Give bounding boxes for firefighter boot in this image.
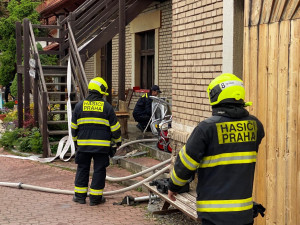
[89,195,106,206]
[72,193,86,204]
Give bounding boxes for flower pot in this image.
[0,114,6,121]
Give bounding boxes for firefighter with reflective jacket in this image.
[133,85,162,131]
[168,74,265,225]
[71,77,121,206]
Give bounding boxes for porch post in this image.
[23,18,30,120]
[16,21,23,128]
[106,41,112,104]
[118,0,126,101]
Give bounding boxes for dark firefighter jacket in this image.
[71,91,121,154]
[133,93,152,120]
[168,104,265,225]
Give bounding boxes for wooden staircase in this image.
[17,0,157,156]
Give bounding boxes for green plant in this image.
[0,0,40,86]
[0,127,43,154]
[0,107,10,114]
[10,74,18,99]
[3,109,17,122]
[0,128,20,149]
[37,43,58,65]
[4,101,14,109]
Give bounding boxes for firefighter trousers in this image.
[74,151,109,199]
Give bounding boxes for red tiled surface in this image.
[126,157,162,168]
[0,148,156,225]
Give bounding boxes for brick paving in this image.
[0,148,157,225]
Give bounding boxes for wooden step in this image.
[49,130,69,135]
[50,101,78,104]
[46,83,67,86]
[44,73,67,77]
[49,110,68,114]
[48,91,76,95]
[47,120,68,125]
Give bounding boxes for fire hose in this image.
[0,59,171,197]
[0,164,170,196]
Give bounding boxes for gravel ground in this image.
[147,199,202,225]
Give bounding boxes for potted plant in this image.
[0,107,10,121]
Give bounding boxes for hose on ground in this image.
[116,138,158,151]
[0,165,170,196]
[106,158,171,182]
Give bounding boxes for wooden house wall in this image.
[243,0,300,224]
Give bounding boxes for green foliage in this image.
[0,0,41,86]
[10,74,18,98]
[3,109,17,122]
[0,128,20,149]
[4,101,15,109]
[37,43,58,65]
[0,127,43,154]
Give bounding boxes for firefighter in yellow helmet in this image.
[168,73,265,225]
[71,77,121,206]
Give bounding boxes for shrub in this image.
[23,113,35,129]
[4,101,14,109]
[0,127,43,154]
[3,109,17,124]
[0,128,20,149]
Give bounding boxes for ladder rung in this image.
[49,130,68,135]
[50,101,77,104]
[47,120,68,125]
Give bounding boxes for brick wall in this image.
[84,55,95,82]
[170,0,223,144]
[111,25,132,94]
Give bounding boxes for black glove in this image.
[253,202,265,218]
[109,146,117,158]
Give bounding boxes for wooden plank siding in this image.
[288,18,300,225]
[255,24,268,225]
[243,0,300,224]
[276,20,290,225]
[266,22,278,224]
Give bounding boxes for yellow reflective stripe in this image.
[199,151,257,168]
[111,122,121,132]
[179,146,200,171]
[112,137,122,143]
[74,186,88,193]
[170,169,188,186]
[142,93,148,98]
[72,136,77,141]
[77,117,109,126]
[71,122,78,129]
[89,188,103,196]
[77,139,111,146]
[197,197,253,212]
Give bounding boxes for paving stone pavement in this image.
[0,148,157,225]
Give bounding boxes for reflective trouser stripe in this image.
[74,186,88,194]
[197,197,253,212]
[77,139,111,146]
[199,151,257,168]
[89,188,103,196]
